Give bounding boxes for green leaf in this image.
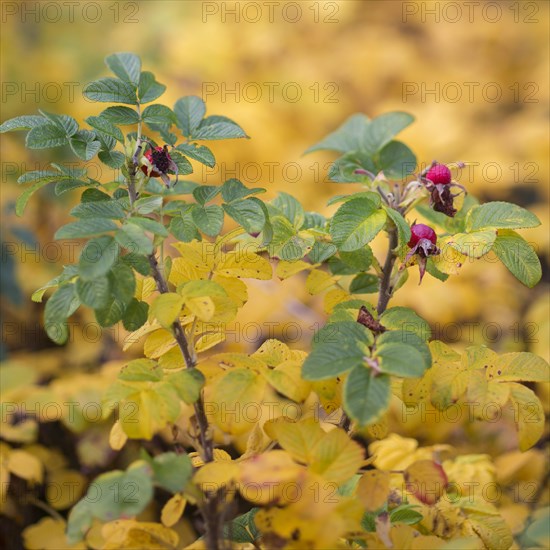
[138,71,166,103]
[17,170,60,184]
[135,195,163,214]
[377,330,431,372]
[328,150,377,183]
[168,151,193,176]
[271,192,305,228]
[0,115,47,133]
[15,179,54,216]
[69,130,102,160]
[493,229,542,288]
[221,178,265,202]
[175,142,215,167]
[55,219,118,240]
[39,110,78,136]
[350,273,379,294]
[98,150,126,168]
[122,299,149,331]
[377,140,416,179]
[380,307,431,340]
[95,297,126,327]
[122,253,151,276]
[193,185,221,205]
[375,342,427,378]
[169,213,200,242]
[128,216,169,236]
[76,462,153,525]
[115,223,153,255]
[362,112,415,154]
[142,104,176,125]
[331,199,386,251]
[384,206,411,245]
[390,505,423,525]
[339,247,374,271]
[223,199,266,234]
[100,106,139,124]
[84,77,138,104]
[76,276,111,309]
[149,452,193,493]
[466,201,540,231]
[304,113,370,154]
[25,124,68,149]
[192,115,247,140]
[54,178,92,196]
[165,369,205,405]
[109,262,136,306]
[105,52,141,85]
[174,96,206,136]
[71,200,125,219]
[302,322,373,380]
[85,115,124,142]
[44,284,80,344]
[192,204,224,237]
[78,236,119,280]
[344,366,391,425]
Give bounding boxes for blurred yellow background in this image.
[1,0,548,362]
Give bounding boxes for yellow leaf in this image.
[208,368,267,435]
[369,434,422,471]
[323,288,350,313]
[432,239,468,274]
[488,352,550,383]
[46,470,86,510]
[237,450,304,504]
[109,420,128,451]
[161,493,187,527]
[252,339,293,366]
[194,330,226,353]
[186,295,215,321]
[276,259,312,279]
[23,518,86,549]
[8,449,43,484]
[265,418,325,464]
[404,460,448,505]
[467,513,513,550]
[194,461,239,492]
[306,269,337,295]
[102,520,179,550]
[265,360,311,402]
[309,428,365,483]
[312,378,342,413]
[211,274,248,305]
[189,448,233,468]
[357,470,390,511]
[214,250,272,280]
[466,371,511,419]
[508,382,545,451]
[144,329,177,359]
[149,293,184,329]
[158,347,185,369]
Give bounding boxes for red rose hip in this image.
[408,223,437,248]
[426,163,452,185]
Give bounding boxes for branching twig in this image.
[377,227,398,316]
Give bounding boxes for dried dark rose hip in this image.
[357,305,386,334]
[421,162,464,218]
[140,145,178,187]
